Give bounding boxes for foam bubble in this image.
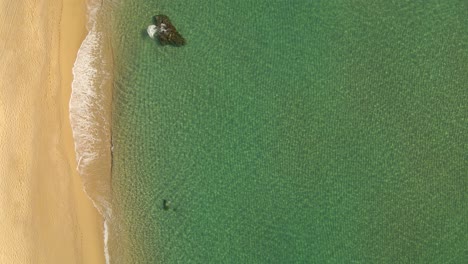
[147,25,158,39]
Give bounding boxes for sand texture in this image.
[0,0,105,263]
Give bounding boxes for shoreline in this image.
[60,0,107,263]
[0,0,105,263]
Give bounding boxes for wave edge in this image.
[70,0,114,263]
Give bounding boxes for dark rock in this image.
[154,15,186,46]
[163,199,171,210]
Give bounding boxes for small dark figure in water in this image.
[163,199,171,210]
[151,15,186,46]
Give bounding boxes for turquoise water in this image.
[105,1,468,263]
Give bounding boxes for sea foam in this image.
[147,25,158,39]
[70,0,114,263]
[70,24,112,216]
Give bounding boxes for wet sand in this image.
[0,0,105,263]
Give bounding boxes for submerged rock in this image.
[153,15,186,46]
[163,199,171,210]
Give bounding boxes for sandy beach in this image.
[0,0,105,263]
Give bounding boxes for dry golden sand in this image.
[0,0,105,263]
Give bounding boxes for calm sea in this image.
[73,0,468,263]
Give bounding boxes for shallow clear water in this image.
[102,1,468,263]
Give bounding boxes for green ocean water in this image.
[108,1,467,263]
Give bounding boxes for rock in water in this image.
[154,15,186,46]
[163,199,171,210]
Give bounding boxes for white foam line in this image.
[104,220,111,264]
[76,156,83,171]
